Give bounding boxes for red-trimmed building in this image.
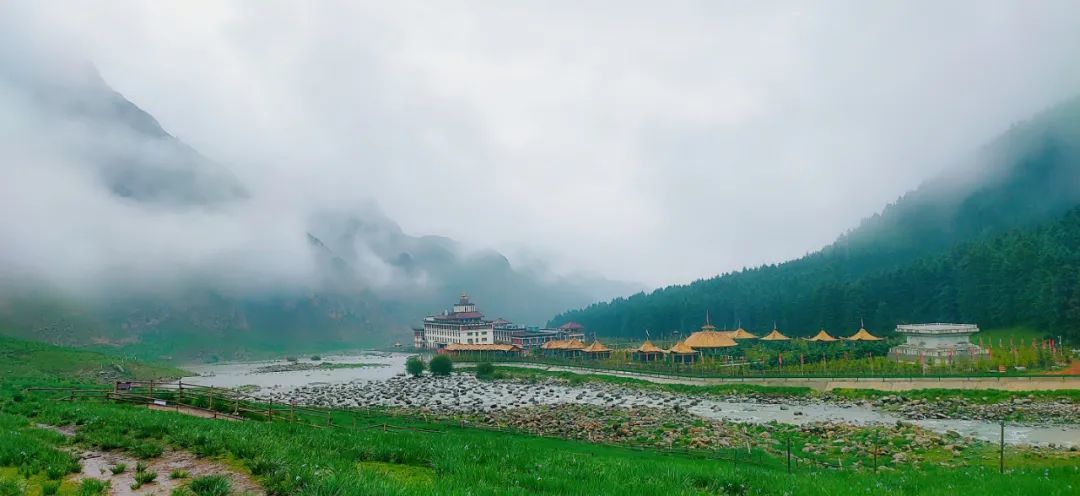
[413,294,495,349]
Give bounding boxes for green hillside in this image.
[0,335,187,382]
[552,99,1080,341]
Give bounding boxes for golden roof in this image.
[635,340,664,353]
[540,339,567,349]
[443,343,521,352]
[563,338,587,350]
[806,329,839,342]
[683,330,737,348]
[728,327,759,340]
[582,340,612,353]
[759,329,790,341]
[846,328,882,341]
[667,341,699,354]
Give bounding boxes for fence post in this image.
[149,380,154,399]
[177,379,184,403]
[209,388,215,418]
[733,446,737,469]
[786,437,792,474]
[268,401,274,420]
[999,420,1005,474]
[291,401,296,423]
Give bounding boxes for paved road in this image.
[496,363,1080,391]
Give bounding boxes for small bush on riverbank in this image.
[475,362,495,379]
[429,355,453,376]
[405,356,425,377]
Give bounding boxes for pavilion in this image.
[846,327,883,341]
[667,341,700,364]
[683,315,737,356]
[806,329,839,342]
[759,328,790,341]
[632,340,665,362]
[540,338,587,358]
[581,340,612,360]
[727,326,759,340]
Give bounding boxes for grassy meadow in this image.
[1,336,1078,495]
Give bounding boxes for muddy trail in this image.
[40,424,263,495]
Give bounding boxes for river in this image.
[183,352,1080,448]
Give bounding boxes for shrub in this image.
[405,356,426,377]
[189,475,232,496]
[75,478,109,496]
[110,463,127,475]
[474,362,496,379]
[131,470,158,489]
[170,469,189,479]
[135,461,149,473]
[310,355,322,361]
[0,478,24,496]
[41,480,60,496]
[428,355,453,376]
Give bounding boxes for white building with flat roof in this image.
[889,323,988,364]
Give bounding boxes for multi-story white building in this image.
[413,294,495,349]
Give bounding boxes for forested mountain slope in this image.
[551,99,1080,340]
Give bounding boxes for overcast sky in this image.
[4,1,1080,288]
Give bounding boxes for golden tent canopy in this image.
[728,327,759,340]
[760,329,790,341]
[635,340,664,353]
[684,330,737,349]
[846,328,882,341]
[667,340,700,363]
[806,329,839,342]
[582,340,612,353]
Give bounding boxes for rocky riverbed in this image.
[456,403,1013,469]
[248,372,1080,447]
[869,394,1079,423]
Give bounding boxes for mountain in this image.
[3,59,246,206]
[550,98,1080,341]
[0,61,638,358]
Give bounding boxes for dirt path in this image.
[498,363,1080,391]
[39,424,262,495]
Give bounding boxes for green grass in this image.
[187,475,231,496]
[974,327,1048,345]
[0,335,188,382]
[2,382,1078,495]
[170,468,189,479]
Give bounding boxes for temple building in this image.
[413,294,495,349]
[889,323,988,364]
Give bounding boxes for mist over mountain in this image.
[551,98,1080,340]
[0,58,638,356]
